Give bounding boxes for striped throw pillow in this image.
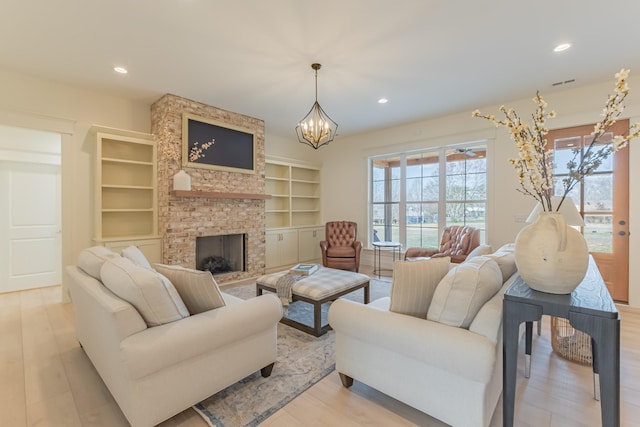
[389,257,451,318]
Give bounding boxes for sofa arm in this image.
[121,293,283,379]
[329,299,497,383]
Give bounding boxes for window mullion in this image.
[438,148,446,235]
[399,154,407,247]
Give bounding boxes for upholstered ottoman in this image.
[256,267,370,336]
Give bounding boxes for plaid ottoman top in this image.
[257,267,369,301]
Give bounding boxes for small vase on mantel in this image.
[514,212,589,294]
[173,169,191,191]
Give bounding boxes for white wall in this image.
[0,68,152,299]
[314,76,640,307]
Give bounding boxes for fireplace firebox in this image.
[196,234,246,275]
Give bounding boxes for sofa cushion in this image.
[389,257,451,318]
[465,244,493,261]
[485,243,516,282]
[427,256,502,328]
[77,246,120,280]
[121,245,153,270]
[154,264,226,314]
[101,257,190,326]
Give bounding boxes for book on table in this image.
[289,263,319,276]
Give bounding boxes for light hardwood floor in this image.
[2,284,639,427]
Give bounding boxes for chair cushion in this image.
[427,256,502,328]
[327,246,356,258]
[77,246,120,280]
[154,264,226,314]
[121,245,153,270]
[389,257,451,318]
[101,257,190,326]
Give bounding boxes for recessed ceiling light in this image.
[378,98,388,104]
[553,43,572,53]
[114,66,128,74]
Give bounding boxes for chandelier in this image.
[295,63,338,149]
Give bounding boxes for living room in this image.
[2,1,640,426]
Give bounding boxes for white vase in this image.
[173,169,191,191]
[514,212,589,294]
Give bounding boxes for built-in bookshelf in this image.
[93,126,161,262]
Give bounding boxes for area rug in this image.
[193,276,391,427]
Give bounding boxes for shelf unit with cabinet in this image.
[93,126,161,263]
[265,158,323,270]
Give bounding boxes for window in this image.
[370,143,487,248]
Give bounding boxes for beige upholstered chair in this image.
[320,221,363,272]
[404,225,480,264]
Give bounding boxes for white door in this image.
[0,161,61,292]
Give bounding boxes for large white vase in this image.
[514,212,589,294]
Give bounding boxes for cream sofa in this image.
[328,246,516,427]
[66,247,282,427]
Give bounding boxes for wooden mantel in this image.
[170,190,272,200]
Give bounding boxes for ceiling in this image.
[2,0,640,140]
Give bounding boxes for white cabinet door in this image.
[265,229,299,269]
[265,231,279,269]
[279,229,299,266]
[298,226,325,262]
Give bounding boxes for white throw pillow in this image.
[121,245,152,270]
[465,244,493,261]
[485,243,516,282]
[154,264,226,314]
[101,257,190,326]
[427,256,502,328]
[77,246,120,280]
[389,257,451,319]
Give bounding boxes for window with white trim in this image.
[370,143,487,248]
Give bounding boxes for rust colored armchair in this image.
[320,221,363,272]
[404,225,480,264]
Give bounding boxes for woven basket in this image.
[550,317,592,365]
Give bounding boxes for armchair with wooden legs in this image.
[404,225,480,264]
[320,221,362,272]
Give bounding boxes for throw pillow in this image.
[101,257,190,326]
[77,246,120,280]
[121,245,153,270]
[154,264,226,314]
[485,243,516,282]
[427,256,502,328]
[465,244,493,261]
[389,257,451,319]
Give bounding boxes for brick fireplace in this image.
[151,94,266,283]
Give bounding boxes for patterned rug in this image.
[193,276,391,427]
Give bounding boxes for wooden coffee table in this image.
[256,267,370,337]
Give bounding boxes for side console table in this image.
[503,256,620,427]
